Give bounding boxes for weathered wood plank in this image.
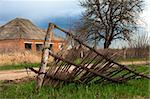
[36,23,54,90]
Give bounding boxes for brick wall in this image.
[52,40,65,53]
[0,39,65,53]
[0,39,24,52]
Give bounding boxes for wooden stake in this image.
[36,23,54,90]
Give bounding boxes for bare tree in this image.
[75,20,99,48]
[77,0,143,48]
[128,33,149,58]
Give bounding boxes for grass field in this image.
[0,66,149,98]
[0,63,40,71]
[0,78,149,98]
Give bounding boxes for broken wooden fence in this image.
[29,23,150,89]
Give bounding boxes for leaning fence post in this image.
[36,23,54,90]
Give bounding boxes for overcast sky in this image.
[0,0,83,28]
[0,0,149,29]
[0,0,149,48]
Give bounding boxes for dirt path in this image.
[0,61,149,81]
[120,61,149,65]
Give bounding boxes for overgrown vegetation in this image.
[0,63,40,71]
[0,51,41,65]
[118,57,149,62]
[0,65,149,98]
[0,51,53,70]
[126,34,150,58]
[0,78,149,98]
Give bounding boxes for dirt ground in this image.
[120,61,149,65]
[0,61,149,81]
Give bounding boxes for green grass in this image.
[0,66,149,99]
[0,79,149,98]
[0,63,40,71]
[128,65,150,75]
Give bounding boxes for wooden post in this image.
[36,23,54,90]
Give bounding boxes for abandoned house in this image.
[0,18,65,52]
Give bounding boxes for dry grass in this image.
[0,51,53,66]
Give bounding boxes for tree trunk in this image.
[36,23,54,90]
[104,41,111,49]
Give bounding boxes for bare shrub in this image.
[127,34,149,58]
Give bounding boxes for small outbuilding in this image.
[0,18,65,52]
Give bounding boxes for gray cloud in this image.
[0,0,83,25]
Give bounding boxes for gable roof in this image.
[0,18,64,41]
